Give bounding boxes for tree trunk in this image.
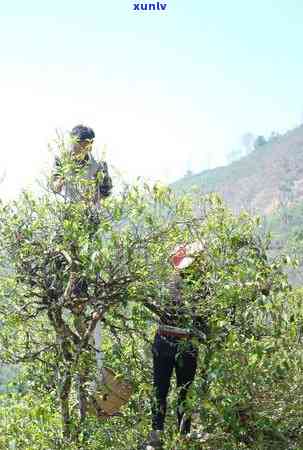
[77,370,88,421]
[59,368,72,439]
[74,315,89,422]
[55,328,74,439]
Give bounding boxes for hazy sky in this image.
[1,0,303,199]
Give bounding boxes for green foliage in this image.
[0,151,302,448]
[0,391,61,450]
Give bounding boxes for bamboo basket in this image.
[88,367,133,418]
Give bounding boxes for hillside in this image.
[172,125,303,215]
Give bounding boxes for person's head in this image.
[70,124,95,158]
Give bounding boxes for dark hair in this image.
[70,124,95,142]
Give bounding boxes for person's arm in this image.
[188,279,210,342]
[50,157,64,194]
[192,315,209,342]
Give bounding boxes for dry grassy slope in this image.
[172,125,303,215]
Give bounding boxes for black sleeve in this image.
[97,161,113,198]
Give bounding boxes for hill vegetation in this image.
[172,125,303,216]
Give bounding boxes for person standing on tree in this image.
[146,242,208,449]
[50,123,113,301]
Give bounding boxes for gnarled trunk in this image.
[59,367,72,438]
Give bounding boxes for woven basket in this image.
[88,367,133,418]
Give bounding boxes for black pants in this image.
[152,333,198,434]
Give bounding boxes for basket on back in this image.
[88,367,133,418]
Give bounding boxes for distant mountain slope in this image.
[172,125,303,215]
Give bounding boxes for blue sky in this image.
[1,0,303,198]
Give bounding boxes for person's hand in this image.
[190,329,206,343]
[53,177,64,193]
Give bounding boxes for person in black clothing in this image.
[147,242,207,449]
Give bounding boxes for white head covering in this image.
[170,241,206,270]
